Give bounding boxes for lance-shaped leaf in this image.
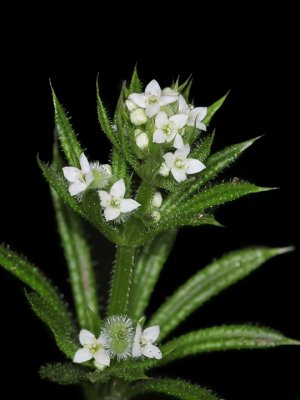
[51,88,83,168]
[0,244,67,316]
[202,91,229,126]
[162,136,260,215]
[129,65,142,94]
[112,148,128,179]
[40,363,89,385]
[129,229,178,322]
[128,378,220,400]
[52,188,99,330]
[191,131,215,161]
[96,80,120,149]
[161,325,300,364]
[149,247,292,340]
[26,292,78,359]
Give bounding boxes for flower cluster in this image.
[126,79,207,182]
[73,316,162,370]
[63,154,140,221]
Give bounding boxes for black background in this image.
[0,6,298,400]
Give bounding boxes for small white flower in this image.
[151,192,163,208]
[98,179,140,221]
[63,153,94,196]
[162,135,206,182]
[73,329,110,370]
[129,80,178,118]
[130,108,148,126]
[158,162,170,177]
[134,129,149,150]
[178,95,207,131]
[132,324,162,359]
[153,111,188,144]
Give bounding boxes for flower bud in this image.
[159,162,170,177]
[125,99,137,112]
[151,210,161,223]
[130,108,147,126]
[134,129,149,150]
[151,191,163,208]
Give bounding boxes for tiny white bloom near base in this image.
[63,153,94,196]
[129,80,178,118]
[73,329,110,370]
[130,108,147,125]
[153,111,188,144]
[134,129,149,150]
[178,95,207,131]
[98,179,140,221]
[151,192,163,208]
[132,324,162,359]
[162,135,206,182]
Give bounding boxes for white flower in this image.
[130,108,147,126]
[178,95,207,131]
[125,99,137,112]
[73,329,110,370]
[151,192,163,208]
[153,111,188,144]
[132,324,162,359]
[63,153,94,196]
[98,179,140,221]
[162,135,206,182]
[134,129,149,150]
[129,80,178,118]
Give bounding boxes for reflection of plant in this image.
[0,68,298,400]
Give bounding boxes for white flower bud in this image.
[125,99,137,112]
[151,192,163,208]
[134,129,149,150]
[158,162,170,177]
[151,210,161,223]
[130,108,147,126]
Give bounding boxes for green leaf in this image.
[190,131,215,161]
[128,378,220,400]
[203,91,229,126]
[40,363,88,385]
[161,325,300,364]
[149,247,292,340]
[51,88,83,168]
[0,244,67,316]
[26,292,78,358]
[129,229,178,322]
[129,65,142,94]
[161,136,260,215]
[96,79,120,148]
[112,148,128,179]
[51,186,99,330]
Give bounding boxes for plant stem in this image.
[107,245,136,316]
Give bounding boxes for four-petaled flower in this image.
[161,135,206,182]
[128,80,178,118]
[178,95,207,131]
[132,324,162,359]
[153,111,188,144]
[63,153,94,196]
[73,329,110,370]
[98,179,140,221]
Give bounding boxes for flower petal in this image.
[79,329,95,346]
[160,95,178,106]
[80,153,91,173]
[142,344,162,359]
[69,181,87,196]
[104,207,121,221]
[146,103,160,118]
[85,171,94,185]
[125,99,137,111]
[98,190,111,207]
[73,348,93,363]
[110,179,126,198]
[173,135,184,149]
[155,112,168,129]
[196,121,207,131]
[128,93,147,108]
[120,199,140,213]
[94,349,110,366]
[142,325,160,343]
[165,130,177,143]
[62,167,81,183]
[186,159,206,174]
[192,106,207,122]
[169,114,189,129]
[153,129,167,143]
[163,152,175,168]
[171,168,187,182]
[145,79,161,97]
[97,333,108,347]
[132,324,143,358]
[178,95,189,114]
[175,144,190,159]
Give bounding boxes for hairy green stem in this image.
[108,246,136,316]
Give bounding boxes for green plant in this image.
[0,68,297,400]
